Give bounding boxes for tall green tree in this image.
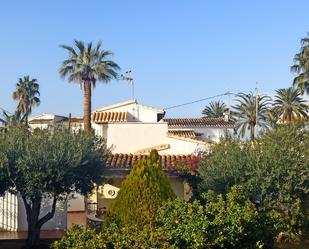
[59,40,120,131]
[202,100,228,118]
[107,150,176,228]
[12,76,40,125]
[232,92,271,141]
[198,123,309,240]
[273,87,308,122]
[0,126,108,248]
[291,33,309,95]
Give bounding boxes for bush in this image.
[157,185,277,249]
[107,150,176,228]
[52,224,171,249]
[198,123,309,240]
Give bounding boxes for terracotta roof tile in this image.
[106,153,198,172]
[167,130,199,138]
[164,118,234,128]
[28,118,54,124]
[92,111,128,123]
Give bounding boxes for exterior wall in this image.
[168,127,234,143]
[162,136,206,154]
[67,193,87,229]
[106,123,169,153]
[17,195,67,231]
[95,101,162,123]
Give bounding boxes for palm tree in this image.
[202,100,228,118]
[0,110,24,128]
[12,76,40,125]
[59,40,120,131]
[232,92,271,141]
[273,87,308,123]
[291,33,309,95]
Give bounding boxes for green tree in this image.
[202,100,228,118]
[0,126,108,248]
[107,150,176,228]
[12,75,40,125]
[232,92,271,141]
[157,186,276,249]
[198,123,309,240]
[273,87,308,122]
[59,40,120,131]
[291,33,309,95]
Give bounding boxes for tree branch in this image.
[37,194,57,228]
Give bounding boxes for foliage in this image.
[157,185,276,249]
[12,75,40,123]
[54,187,275,249]
[0,110,24,128]
[272,87,308,122]
[291,33,309,95]
[202,100,228,118]
[0,126,108,247]
[59,40,120,131]
[53,224,171,249]
[107,150,176,228]
[232,92,271,141]
[198,123,309,240]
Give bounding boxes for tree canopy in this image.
[0,126,108,247]
[12,75,40,124]
[202,100,228,118]
[59,40,120,131]
[291,33,309,95]
[198,122,309,240]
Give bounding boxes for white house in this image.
[0,99,234,232]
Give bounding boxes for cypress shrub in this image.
[107,150,176,228]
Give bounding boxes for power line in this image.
[164,92,234,110]
[0,107,12,115]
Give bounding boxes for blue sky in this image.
[0,1,308,118]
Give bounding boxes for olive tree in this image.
[0,126,108,248]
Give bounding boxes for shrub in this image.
[52,224,171,249]
[157,185,277,249]
[107,150,176,228]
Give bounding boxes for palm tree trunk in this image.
[250,124,255,141]
[84,80,92,131]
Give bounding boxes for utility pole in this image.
[255,82,259,139]
[227,87,231,119]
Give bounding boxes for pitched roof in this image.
[167,130,200,138]
[164,118,234,128]
[96,99,137,112]
[95,99,164,113]
[28,118,54,124]
[92,111,128,123]
[106,153,198,172]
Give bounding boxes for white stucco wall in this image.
[168,127,234,143]
[106,123,169,153]
[162,137,207,154]
[95,101,162,123]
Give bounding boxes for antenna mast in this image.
[121,70,134,100]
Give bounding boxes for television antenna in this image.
[121,70,134,100]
